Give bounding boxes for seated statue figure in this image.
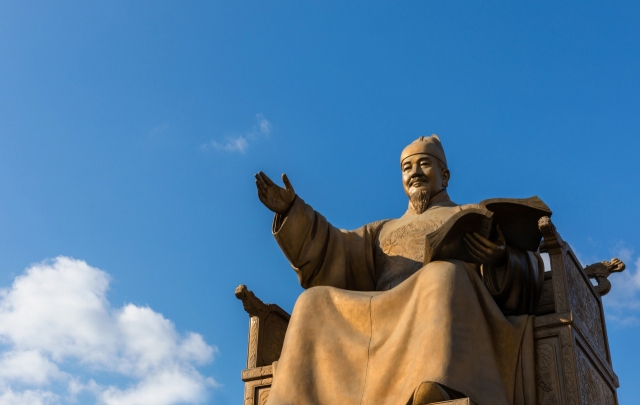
[254,135,545,405]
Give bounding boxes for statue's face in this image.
[401,154,449,197]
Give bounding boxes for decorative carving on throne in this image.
[533,217,624,405]
[584,258,626,297]
[237,217,626,405]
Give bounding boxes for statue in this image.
[254,135,545,405]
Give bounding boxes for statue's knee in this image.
[293,286,330,313]
[419,260,470,287]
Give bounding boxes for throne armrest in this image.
[236,285,291,405]
[235,285,290,369]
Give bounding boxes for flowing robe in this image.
[267,193,544,405]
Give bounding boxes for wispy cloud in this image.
[598,244,640,326]
[0,257,217,404]
[208,137,249,153]
[149,124,170,137]
[202,113,272,154]
[256,113,272,135]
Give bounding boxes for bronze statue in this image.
[254,135,545,405]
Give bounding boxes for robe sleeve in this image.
[272,196,385,291]
[481,247,545,315]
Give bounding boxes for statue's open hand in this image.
[255,171,296,215]
[463,225,507,266]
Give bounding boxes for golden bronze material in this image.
[243,135,623,405]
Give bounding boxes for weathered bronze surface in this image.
[584,258,626,296]
[245,135,624,405]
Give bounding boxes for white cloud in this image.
[203,113,272,153]
[0,257,216,404]
[606,241,634,265]
[256,113,271,135]
[208,136,248,153]
[0,350,64,386]
[601,246,640,326]
[100,367,213,405]
[0,387,58,405]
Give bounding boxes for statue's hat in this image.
[400,134,447,167]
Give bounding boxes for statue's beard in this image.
[409,189,430,214]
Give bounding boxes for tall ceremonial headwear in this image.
[400,134,448,168]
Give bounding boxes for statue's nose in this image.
[410,166,425,177]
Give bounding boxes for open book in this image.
[423,196,552,264]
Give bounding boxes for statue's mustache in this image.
[409,174,428,186]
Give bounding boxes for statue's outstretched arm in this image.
[254,172,380,291]
[271,196,380,292]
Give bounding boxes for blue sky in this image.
[0,1,639,404]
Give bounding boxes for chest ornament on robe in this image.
[375,219,445,290]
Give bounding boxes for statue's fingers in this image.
[282,173,294,191]
[257,190,268,204]
[464,238,487,259]
[255,176,268,191]
[464,242,485,263]
[463,237,482,253]
[471,232,496,249]
[468,252,484,264]
[465,234,492,254]
[258,171,276,186]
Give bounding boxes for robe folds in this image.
[267,194,544,405]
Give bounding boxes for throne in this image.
[236,217,625,405]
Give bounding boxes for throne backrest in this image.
[533,217,622,405]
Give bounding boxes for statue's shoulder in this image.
[358,218,391,240]
[366,219,391,231]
